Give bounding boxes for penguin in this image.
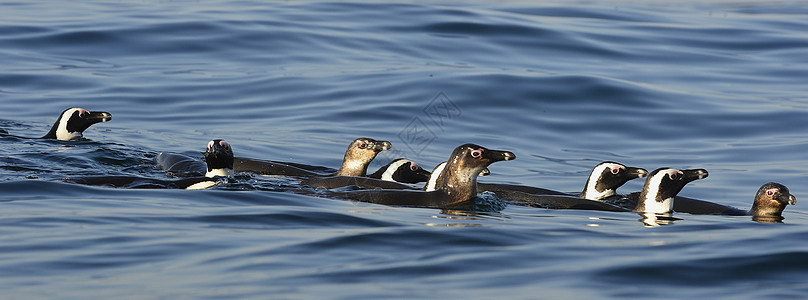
[476,161,648,200]
[323,144,516,208]
[368,158,431,184]
[299,138,411,189]
[494,167,707,213]
[626,168,710,214]
[639,182,796,220]
[233,137,392,178]
[0,107,112,141]
[65,139,234,190]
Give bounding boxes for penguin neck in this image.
[206,168,234,178]
[336,155,375,177]
[581,175,615,200]
[581,188,615,201]
[42,110,81,141]
[748,201,785,218]
[43,123,82,141]
[580,164,617,200]
[435,164,480,202]
[636,187,673,214]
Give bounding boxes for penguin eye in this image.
[766,190,774,197]
[410,163,419,171]
[668,172,681,180]
[610,167,621,174]
[470,149,482,158]
[358,143,367,149]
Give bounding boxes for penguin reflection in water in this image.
[66,140,235,190]
[324,144,516,208]
[1,107,112,141]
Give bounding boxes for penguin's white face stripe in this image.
[642,168,681,213]
[425,162,447,192]
[55,108,87,141]
[380,159,410,182]
[583,162,624,200]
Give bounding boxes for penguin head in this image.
[433,144,516,191]
[202,139,234,177]
[750,182,796,218]
[582,161,648,200]
[337,137,392,176]
[450,144,515,173]
[43,108,112,141]
[369,158,431,184]
[636,167,708,213]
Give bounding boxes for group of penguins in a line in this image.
[2,108,798,224]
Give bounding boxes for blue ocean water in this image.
[2,1,808,298]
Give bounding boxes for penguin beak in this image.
[779,193,797,205]
[627,167,648,179]
[372,140,392,152]
[85,111,112,124]
[682,169,709,182]
[484,149,516,162]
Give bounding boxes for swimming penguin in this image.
[66,139,234,190]
[493,167,707,213]
[323,144,516,208]
[0,107,112,141]
[476,161,648,200]
[626,168,710,214]
[367,158,431,184]
[233,137,392,178]
[636,182,796,220]
[299,138,413,189]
